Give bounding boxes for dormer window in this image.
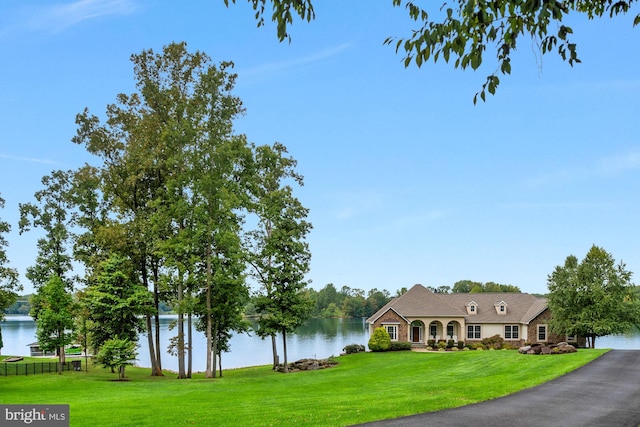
[466,301,478,315]
[495,301,507,315]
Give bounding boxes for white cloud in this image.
[328,189,382,220]
[391,210,446,228]
[0,153,60,165]
[524,167,580,189]
[5,0,136,36]
[241,43,352,77]
[524,147,640,189]
[599,149,640,174]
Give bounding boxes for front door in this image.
[412,326,421,343]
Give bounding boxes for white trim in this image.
[367,307,410,325]
[384,324,398,341]
[537,324,548,342]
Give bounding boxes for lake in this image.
[2,317,639,372]
[0,316,370,372]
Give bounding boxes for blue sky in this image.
[1,1,639,296]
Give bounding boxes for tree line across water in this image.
[4,280,525,320]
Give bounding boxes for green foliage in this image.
[389,341,412,351]
[18,170,77,289]
[81,254,153,353]
[306,284,392,318]
[452,280,521,293]
[470,342,486,350]
[246,142,313,371]
[73,41,251,376]
[368,327,391,352]
[343,344,366,354]
[0,195,21,334]
[547,245,640,348]
[229,0,640,101]
[386,0,638,102]
[3,295,31,315]
[30,275,76,373]
[481,334,506,350]
[94,337,138,380]
[223,0,315,42]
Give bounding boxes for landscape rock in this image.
[275,357,338,373]
[519,342,577,355]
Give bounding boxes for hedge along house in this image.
[366,284,577,347]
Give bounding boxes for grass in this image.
[0,349,608,426]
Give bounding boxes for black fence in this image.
[1,360,82,376]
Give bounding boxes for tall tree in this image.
[18,170,77,289]
[30,275,76,374]
[247,142,312,372]
[81,253,153,354]
[73,42,250,376]
[226,0,639,101]
[547,245,640,348]
[0,194,21,354]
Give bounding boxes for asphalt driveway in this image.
[357,350,640,427]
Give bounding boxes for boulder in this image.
[518,345,531,354]
[519,342,577,355]
[276,357,338,373]
[557,343,577,353]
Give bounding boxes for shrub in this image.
[457,341,465,350]
[368,327,391,352]
[482,334,505,350]
[446,339,455,349]
[343,344,366,354]
[437,341,447,350]
[427,339,436,347]
[389,341,412,351]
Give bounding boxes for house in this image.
[366,284,577,347]
[27,342,57,357]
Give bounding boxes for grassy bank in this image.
[1,349,607,426]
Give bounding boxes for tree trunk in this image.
[282,329,288,373]
[212,331,218,378]
[153,309,162,372]
[177,276,186,379]
[271,334,279,370]
[58,347,64,375]
[205,245,214,378]
[187,312,193,378]
[218,350,222,377]
[119,365,126,380]
[145,314,160,376]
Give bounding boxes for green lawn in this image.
[0,349,608,426]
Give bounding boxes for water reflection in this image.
[1,316,370,372]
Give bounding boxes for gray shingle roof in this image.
[367,284,547,324]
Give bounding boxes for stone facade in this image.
[370,309,409,342]
[527,308,585,346]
